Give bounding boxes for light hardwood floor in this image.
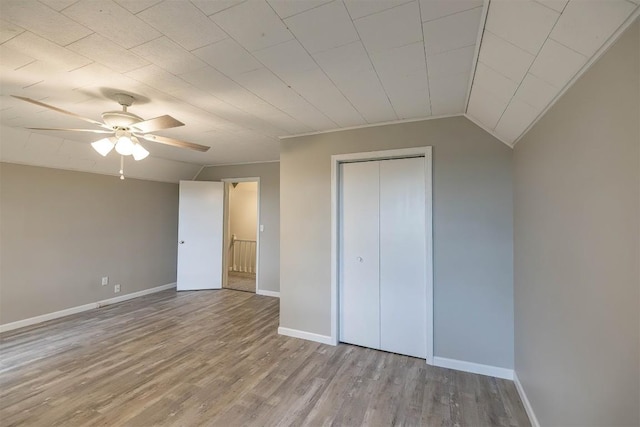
[0,289,530,426]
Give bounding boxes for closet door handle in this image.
[356,256,364,263]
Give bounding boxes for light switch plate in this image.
[101,276,109,286]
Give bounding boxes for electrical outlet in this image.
[101,276,109,286]
[114,284,121,293]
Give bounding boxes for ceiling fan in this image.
[12,93,209,177]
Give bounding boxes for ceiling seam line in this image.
[421,5,484,24]
[464,0,491,114]
[417,0,434,116]
[491,3,564,137]
[280,10,367,124]
[350,0,414,22]
[344,2,400,120]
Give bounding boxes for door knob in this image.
[356,256,363,263]
[179,240,185,244]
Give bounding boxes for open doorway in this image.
[223,179,259,293]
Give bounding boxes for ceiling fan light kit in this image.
[11,93,209,178]
[131,138,150,161]
[91,137,116,157]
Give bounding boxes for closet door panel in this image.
[339,161,381,349]
[379,157,427,358]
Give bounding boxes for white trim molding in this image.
[433,356,514,380]
[280,114,462,140]
[278,327,333,345]
[257,289,280,298]
[0,283,176,334]
[514,373,541,427]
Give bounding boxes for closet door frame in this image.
[330,146,434,365]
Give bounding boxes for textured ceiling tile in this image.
[191,0,244,16]
[485,0,558,55]
[529,38,587,88]
[426,45,475,78]
[428,70,469,115]
[345,0,413,20]
[467,86,510,129]
[285,1,359,54]
[211,0,293,52]
[0,0,92,45]
[354,1,423,53]
[514,73,557,111]
[233,67,337,130]
[550,0,636,57]
[478,31,535,83]
[285,67,366,127]
[419,0,482,22]
[533,0,568,13]
[423,7,482,55]
[37,0,79,11]
[3,32,92,71]
[495,97,539,143]
[471,62,518,106]
[138,1,227,51]
[193,38,263,76]
[268,0,332,19]
[0,19,25,44]
[67,33,150,73]
[0,45,35,70]
[62,0,162,49]
[132,37,208,75]
[314,41,397,123]
[114,0,163,14]
[252,40,317,81]
[369,42,431,119]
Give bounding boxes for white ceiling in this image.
[0,0,638,179]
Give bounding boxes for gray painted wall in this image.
[197,162,280,293]
[514,21,639,427]
[280,116,514,369]
[0,162,179,324]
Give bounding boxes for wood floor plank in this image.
[0,289,530,426]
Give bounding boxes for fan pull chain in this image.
[119,155,125,180]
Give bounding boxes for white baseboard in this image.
[256,289,280,298]
[0,302,98,334]
[278,326,334,345]
[96,283,176,307]
[0,282,176,334]
[432,356,514,380]
[514,372,540,427]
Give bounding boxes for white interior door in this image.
[177,181,224,291]
[339,161,380,349]
[379,157,427,358]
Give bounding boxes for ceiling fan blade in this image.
[139,134,209,152]
[131,115,184,133]
[12,95,111,130]
[27,127,113,134]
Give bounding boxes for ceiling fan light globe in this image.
[132,143,150,161]
[115,136,135,155]
[91,138,115,156]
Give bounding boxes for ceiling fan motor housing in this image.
[102,111,144,129]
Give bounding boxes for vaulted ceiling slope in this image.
[0,0,638,177]
[469,0,639,145]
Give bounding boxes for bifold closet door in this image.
[339,157,427,359]
[339,161,380,350]
[379,157,426,359]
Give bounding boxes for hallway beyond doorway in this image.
[226,271,256,293]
